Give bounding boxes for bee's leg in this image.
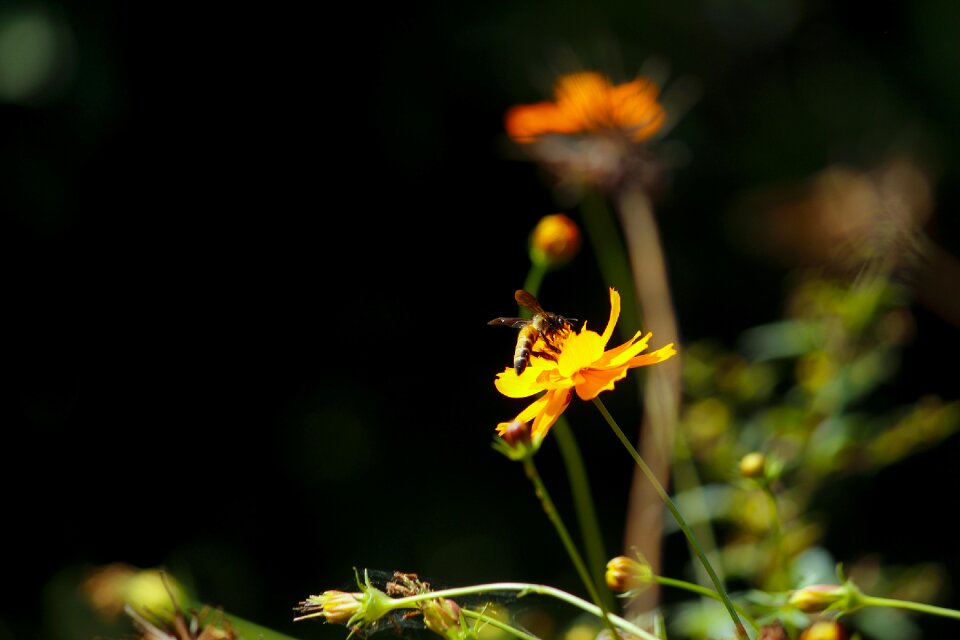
[531,348,559,362]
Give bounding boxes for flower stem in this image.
[522,262,548,301]
[386,582,658,640]
[551,417,615,611]
[592,397,749,640]
[858,595,960,620]
[192,606,302,640]
[654,576,759,632]
[760,482,788,591]
[522,269,613,612]
[522,457,622,640]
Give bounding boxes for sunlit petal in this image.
[600,287,621,346]
[558,331,605,377]
[595,332,652,368]
[624,343,678,368]
[530,389,572,443]
[495,365,550,398]
[574,367,631,401]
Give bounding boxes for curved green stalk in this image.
[385,582,657,640]
[857,595,960,621]
[592,397,749,640]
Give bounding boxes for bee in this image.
[488,290,577,375]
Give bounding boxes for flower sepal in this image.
[492,420,539,461]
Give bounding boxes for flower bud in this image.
[308,590,364,624]
[529,214,581,269]
[494,420,539,460]
[799,620,846,640]
[605,555,653,594]
[738,452,766,479]
[422,598,462,640]
[787,584,846,613]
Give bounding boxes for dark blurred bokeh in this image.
[4,1,959,638]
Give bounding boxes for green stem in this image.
[760,483,788,592]
[460,609,540,640]
[579,190,640,336]
[522,267,613,613]
[522,262,548,300]
[522,457,622,640]
[592,397,749,640]
[551,417,615,612]
[191,606,302,640]
[385,583,657,640]
[654,576,759,632]
[859,595,960,620]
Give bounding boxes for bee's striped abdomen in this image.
[514,325,538,375]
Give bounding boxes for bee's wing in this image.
[488,317,530,328]
[514,290,546,315]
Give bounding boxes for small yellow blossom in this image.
[530,213,581,268]
[495,288,676,444]
[505,72,666,143]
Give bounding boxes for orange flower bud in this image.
[799,620,846,640]
[605,555,652,593]
[530,213,581,268]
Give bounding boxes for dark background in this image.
[4,1,960,638]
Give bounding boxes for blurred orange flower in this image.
[505,72,666,143]
[495,288,676,444]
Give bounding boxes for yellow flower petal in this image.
[494,355,562,398]
[496,393,552,434]
[574,366,631,401]
[594,331,649,368]
[624,343,677,368]
[530,389,572,443]
[599,288,620,347]
[558,330,605,377]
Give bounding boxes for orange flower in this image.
[495,288,676,444]
[505,72,666,144]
